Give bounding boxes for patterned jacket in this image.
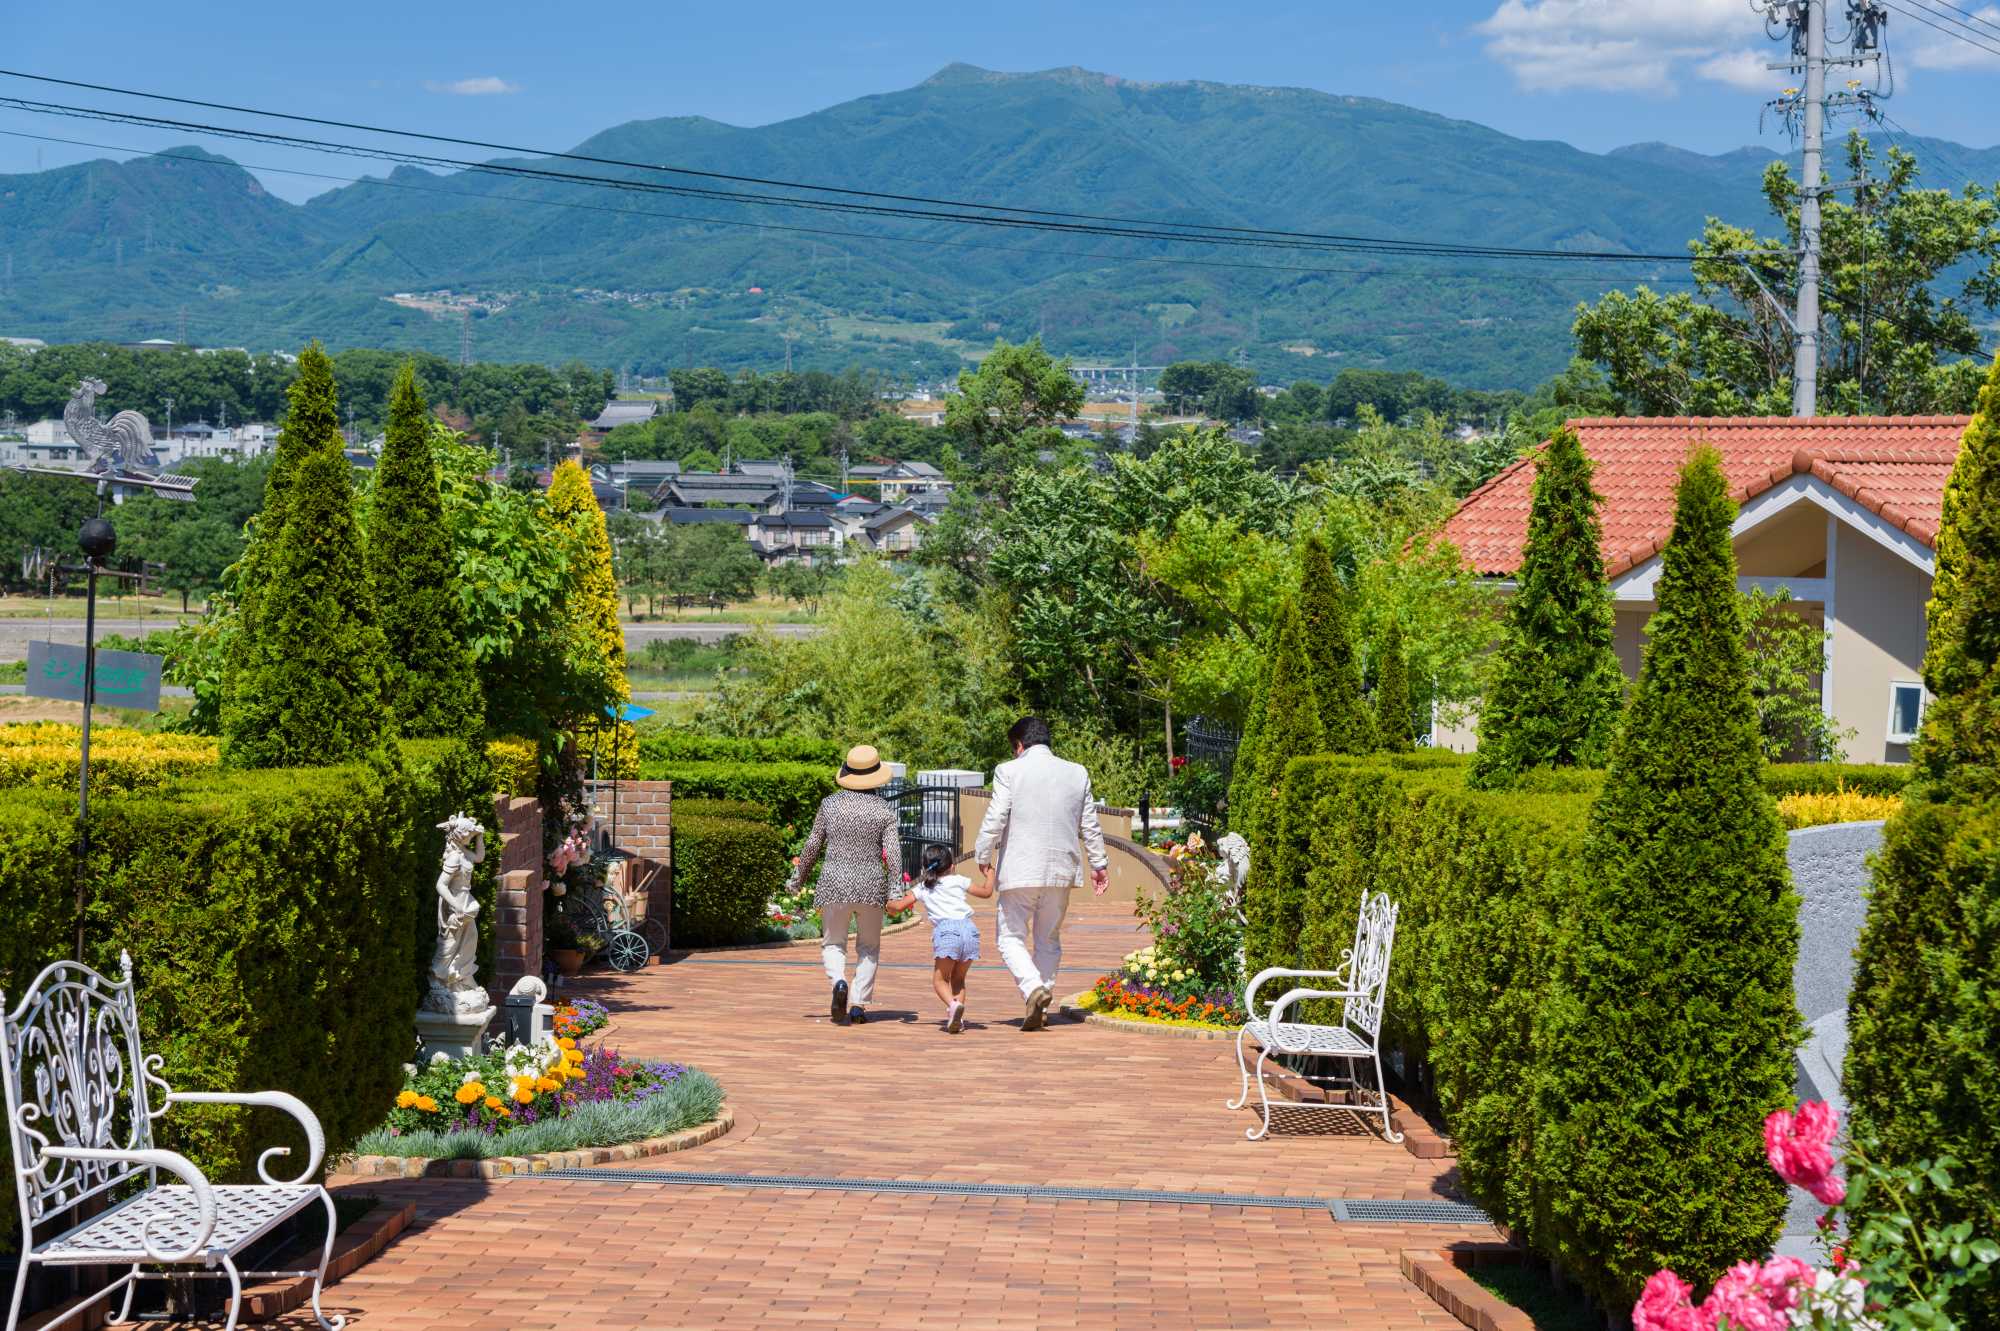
[786,789,900,909]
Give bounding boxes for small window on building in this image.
[1887,681,1925,744]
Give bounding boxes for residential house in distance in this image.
[661,507,755,535]
[863,505,931,555]
[589,399,661,436]
[661,472,783,512]
[847,459,950,502]
[1439,415,1968,763]
[749,510,838,563]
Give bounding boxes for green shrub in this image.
[1534,449,1800,1308]
[0,724,220,791]
[671,797,776,822]
[1847,355,2000,1326]
[1297,533,1375,752]
[1374,619,1414,751]
[671,814,788,946]
[1469,425,1624,789]
[0,747,464,1254]
[636,731,844,766]
[485,736,539,797]
[640,759,834,828]
[1762,762,1913,798]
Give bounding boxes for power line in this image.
[1906,0,2000,38]
[1878,0,2000,58]
[0,126,1716,290]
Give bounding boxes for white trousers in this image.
[820,903,884,1004]
[996,884,1072,1001]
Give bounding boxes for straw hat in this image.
[836,744,894,791]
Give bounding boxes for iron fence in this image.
[1183,715,1241,776]
[879,777,963,879]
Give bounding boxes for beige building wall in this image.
[1829,524,1930,764]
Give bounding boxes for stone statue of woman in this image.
[424,812,489,1014]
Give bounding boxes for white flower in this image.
[401,1063,417,1078]
[460,1070,482,1086]
[429,1051,451,1066]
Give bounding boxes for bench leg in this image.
[112,1264,140,1324]
[1371,1053,1403,1144]
[6,1250,29,1331]
[309,1186,347,1330]
[220,1253,244,1331]
[1226,1026,1253,1111]
[1246,1043,1277,1142]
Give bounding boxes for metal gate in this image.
[880,777,963,879]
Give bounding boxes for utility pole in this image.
[162,396,174,452]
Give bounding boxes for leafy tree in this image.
[1295,533,1375,752]
[1158,360,1259,421]
[1846,355,2000,1326]
[1742,587,1849,761]
[1468,426,1624,789]
[668,366,735,414]
[1535,449,1800,1306]
[943,338,1083,495]
[1232,596,1323,845]
[222,443,393,767]
[367,362,484,737]
[1374,619,1413,750]
[1575,136,2000,416]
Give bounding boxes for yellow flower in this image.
[395,1090,419,1109]
[453,1083,481,1105]
[557,1037,577,1050]
[483,1095,504,1111]
[501,1107,513,1118]
[536,1077,561,1093]
[513,1088,534,1105]
[415,1096,438,1112]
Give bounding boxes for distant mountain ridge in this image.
[1,64,1993,388]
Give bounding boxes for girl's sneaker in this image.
[946,1001,965,1034]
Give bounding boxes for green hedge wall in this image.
[637,732,845,766]
[0,741,484,1253]
[1762,762,1913,798]
[640,759,834,829]
[672,797,776,823]
[671,814,788,946]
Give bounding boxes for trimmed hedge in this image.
[639,759,834,829]
[1762,762,1913,798]
[0,724,220,791]
[672,797,776,823]
[485,735,539,797]
[637,732,845,766]
[671,813,788,947]
[0,740,490,1254]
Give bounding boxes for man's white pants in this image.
[820,903,884,1004]
[996,884,1072,1000]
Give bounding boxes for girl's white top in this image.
[912,873,974,922]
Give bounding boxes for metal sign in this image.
[26,640,164,712]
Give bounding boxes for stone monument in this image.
[415,811,496,1060]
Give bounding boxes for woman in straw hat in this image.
[784,744,900,1026]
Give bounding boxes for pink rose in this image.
[1764,1101,1846,1205]
[1697,1257,1815,1331]
[1633,1270,1703,1331]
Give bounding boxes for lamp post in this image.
[73,509,115,959]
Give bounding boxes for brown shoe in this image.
[1023,986,1052,1031]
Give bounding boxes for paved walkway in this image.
[302,895,1485,1329]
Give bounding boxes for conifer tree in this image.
[546,460,634,773]
[1468,426,1625,789]
[1374,620,1414,750]
[1296,533,1376,753]
[1237,597,1324,845]
[223,440,393,767]
[368,362,484,737]
[1846,357,2000,1324]
[1534,449,1800,1306]
[1225,642,1269,837]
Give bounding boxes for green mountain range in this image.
[3,64,1994,389]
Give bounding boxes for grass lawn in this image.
[621,597,817,624]
[0,593,201,619]
[1468,1262,1601,1331]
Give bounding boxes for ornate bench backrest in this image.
[1340,891,1399,1044]
[2,953,163,1229]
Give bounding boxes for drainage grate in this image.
[1330,1198,1492,1225]
[522,1168,1491,1224]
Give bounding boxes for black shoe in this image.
[849,1007,867,1024]
[832,980,849,1025]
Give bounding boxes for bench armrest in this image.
[40,1146,216,1262]
[1265,986,1366,1049]
[166,1091,326,1183]
[1243,966,1350,1021]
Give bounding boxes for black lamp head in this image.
[79,517,117,560]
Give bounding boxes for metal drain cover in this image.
[1331,1198,1491,1224]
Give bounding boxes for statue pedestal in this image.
[415,1004,495,1063]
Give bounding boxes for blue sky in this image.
[5,0,1995,203]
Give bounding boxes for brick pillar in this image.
[590,779,673,953]
[490,795,544,1004]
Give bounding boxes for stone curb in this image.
[236,1201,417,1324]
[1400,1245,1537,1331]
[331,1104,735,1179]
[1057,992,1241,1040]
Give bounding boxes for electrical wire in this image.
[1878,0,2000,58]
[1898,0,2000,41]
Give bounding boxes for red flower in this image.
[1170,756,1188,771]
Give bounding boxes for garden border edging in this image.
[331,1104,734,1179]
[1400,1244,1537,1331]
[1058,992,1240,1040]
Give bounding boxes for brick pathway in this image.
[296,895,1485,1329]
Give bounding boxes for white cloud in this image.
[424,76,520,96]
[1901,5,2000,70]
[1477,0,1760,93]
[1694,48,1780,92]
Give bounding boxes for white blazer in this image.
[974,744,1109,891]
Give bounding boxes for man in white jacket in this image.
[975,716,1110,1031]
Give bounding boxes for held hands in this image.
[1091,867,1109,896]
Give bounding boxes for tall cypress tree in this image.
[368,362,484,737]
[1468,426,1625,789]
[1225,640,1270,837]
[1374,619,1414,751]
[1846,357,2000,1325]
[1297,533,1376,753]
[1238,597,1324,846]
[546,460,634,774]
[223,440,393,767]
[1534,449,1800,1306]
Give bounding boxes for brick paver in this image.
[286,894,1483,1328]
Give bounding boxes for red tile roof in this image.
[1442,416,1970,578]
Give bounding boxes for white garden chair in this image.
[1228,890,1401,1143]
[4,954,345,1331]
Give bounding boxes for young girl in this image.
[890,844,992,1033]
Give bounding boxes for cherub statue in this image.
[1216,832,1251,919]
[423,812,489,1014]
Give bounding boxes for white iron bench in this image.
[1228,890,1402,1143]
[4,954,344,1331]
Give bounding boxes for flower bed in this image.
[1087,973,1244,1028]
[1084,834,1246,1030]
[553,998,609,1039]
[760,882,915,943]
[352,1037,722,1160]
